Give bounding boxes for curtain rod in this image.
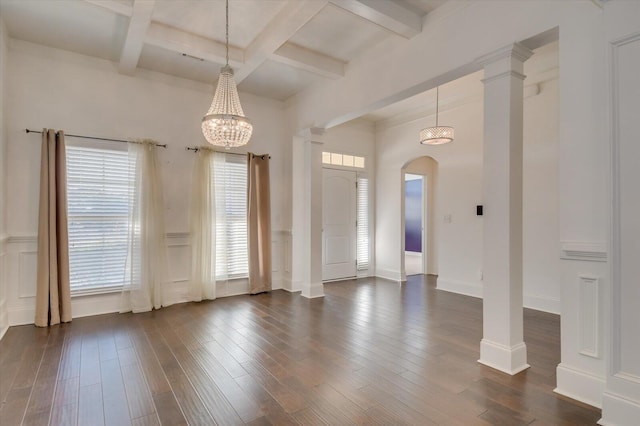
[185,146,270,159]
[25,129,167,148]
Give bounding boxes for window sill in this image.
[71,285,123,298]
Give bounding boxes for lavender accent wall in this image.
[405,178,422,252]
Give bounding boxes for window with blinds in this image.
[212,154,249,279]
[357,176,369,270]
[66,145,130,293]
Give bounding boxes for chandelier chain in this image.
[225,0,229,66]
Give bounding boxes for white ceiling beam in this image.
[272,43,345,79]
[84,0,133,16]
[234,0,329,83]
[329,0,422,39]
[119,0,155,75]
[145,22,244,68]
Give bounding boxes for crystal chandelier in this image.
[419,86,454,145]
[201,0,252,149]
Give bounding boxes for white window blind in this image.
[357,176,369,270]
[212,154,249,279]
[66,145,130,293]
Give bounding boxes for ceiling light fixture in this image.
[419,86,454,145]
[201,0,252,149]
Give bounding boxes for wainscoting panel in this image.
[167,232,191,284]
[272,240,279,272]
[578,275,600,358]
[272,230,291,290]
[284,232,291,274]
[6,235,38,326]
[18,251,37,299]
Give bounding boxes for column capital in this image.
[475,42,534,67]
[301,127,326,144]
[481,70,527,85]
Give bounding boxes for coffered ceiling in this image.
[0,0,446,101]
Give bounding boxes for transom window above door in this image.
[322,151,365,169]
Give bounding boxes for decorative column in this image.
[477,42,533,375]
[300,127,324,298]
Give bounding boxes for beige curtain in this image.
[188,149,217,302]
[121,141,171,313]
[35,129,72,327]
[247,153,272,294]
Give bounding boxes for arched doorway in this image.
[401,156,438,279]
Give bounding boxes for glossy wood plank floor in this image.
[0,275,601,425]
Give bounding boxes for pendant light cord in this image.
[225,0,229,66]
[435,86,439,127]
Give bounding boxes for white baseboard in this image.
[554,363,605,408]
[524,294,561,315]
[375,268,402,282]
[9,292,124,326]
[600,391,640,425]
[437,278,483,298]
[0,298,8,339]
[271,278,283,291]
[437,279,560,315]
[282,278,301,292]
[6,278,281,328]
[356,273,371,279]
[301,281,324,298]
[8,306,37,326]
[478,339,530,375]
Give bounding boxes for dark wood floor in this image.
[0,275,601,425]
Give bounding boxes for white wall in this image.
[376,98,484,286]
[3,39,291,325]
[322,118,376,158]
[522,75,560,313]
[0,16,9,338]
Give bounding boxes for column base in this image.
[301,281,324,299]
[478,339,529,375]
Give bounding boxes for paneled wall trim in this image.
[4,230,291,326]
[560,241,607,262]
[578,275,600,358]
[602,23,640,425]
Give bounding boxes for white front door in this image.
[322,168,357,281]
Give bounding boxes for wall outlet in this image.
[444,214,452,223]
